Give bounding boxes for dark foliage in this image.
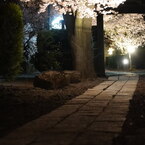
[106,49,127,70]
[31,30,61,71]
[0,0,19,4]
[52,30,73,70]
[32,30,73,72]
[0,3,23,80]
[133,46,145,69]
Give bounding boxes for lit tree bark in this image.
[73,17,96,78]
[64,13,106,78]
[64,14,96,78]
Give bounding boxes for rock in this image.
[33,71,68,90]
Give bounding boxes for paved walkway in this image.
[0,75,138,145]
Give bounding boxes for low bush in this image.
[33,71,81,90]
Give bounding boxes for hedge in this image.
[0,3,23,80]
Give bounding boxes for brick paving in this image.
[0,75,138,145]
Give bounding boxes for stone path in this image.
[0,75,138,145]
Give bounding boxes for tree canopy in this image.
[104,14,145,54]
[20,0,126,18]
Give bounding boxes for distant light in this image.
[123,58,129,65]
[126,45,136,54]
[108,48,114,55]
[51,15,64,29]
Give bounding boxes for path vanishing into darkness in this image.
[0,74,138,145]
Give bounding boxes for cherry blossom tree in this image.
[104,14,145,54]
[104,14,145,70]
[20,0,126,77]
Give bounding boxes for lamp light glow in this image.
[126,45,136,54]
[108,48,114,55]
[123,58,129,65]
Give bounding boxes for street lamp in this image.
[126,45,136,70]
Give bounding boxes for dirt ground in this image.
[0,77,105,138]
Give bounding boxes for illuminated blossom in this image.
[105,14,145,54]
[20,0,126,18]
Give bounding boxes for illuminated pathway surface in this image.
[0,75,138,145]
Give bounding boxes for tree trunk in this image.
[72,17,96,78]
[64,14,96,78]
[92,14,105,77]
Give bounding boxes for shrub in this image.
[33,71,81,90]
[0,3,23,80]
[32,30,62,71]
[33,71,68,89]
[51,30,73,70]
[32,49,62,71]
[32,30,73,72]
